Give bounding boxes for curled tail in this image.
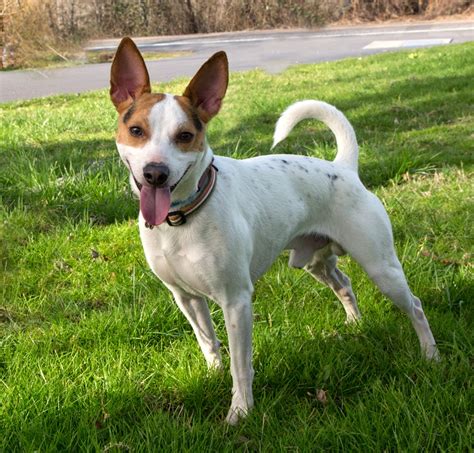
[272,100,359,173]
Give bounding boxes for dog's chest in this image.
[139,224,213,296]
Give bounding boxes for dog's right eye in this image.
[129,126,144,137]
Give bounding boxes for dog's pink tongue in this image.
[140,186,171,226]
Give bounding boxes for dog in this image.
[109,37,439,424]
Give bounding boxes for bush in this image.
[1,0,472,68]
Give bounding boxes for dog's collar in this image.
[164,160,218,227]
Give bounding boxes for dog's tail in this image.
[272,100,359,173]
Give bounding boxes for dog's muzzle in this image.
[143,163,169,188]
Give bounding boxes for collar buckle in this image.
[166,211,187,226]
[165,160,217,227]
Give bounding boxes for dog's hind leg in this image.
[337,196,439,360]
[288,236,361,323]
[363,256,439,360]
[170,288,223,370]
[304,249,361,323]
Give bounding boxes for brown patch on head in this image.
[173,95,206,152]
[116,93,165,146]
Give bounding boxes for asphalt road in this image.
[1,20,472,103]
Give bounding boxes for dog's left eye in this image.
[176,131,194,143]
[129,126,144,137]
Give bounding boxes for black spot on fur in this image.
[191,110,203,132]
[326,173,338,181]
[281,159,289,164]
[123,104,136,124]
[297,164,309,173]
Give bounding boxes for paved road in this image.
[1,21,472,103]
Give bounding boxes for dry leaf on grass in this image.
[316,389,328,405]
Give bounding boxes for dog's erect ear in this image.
[110,37,151,112]
[183,51,228,123]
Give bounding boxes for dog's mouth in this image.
[129,163,191,226]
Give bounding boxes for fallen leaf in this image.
[316,389,328,405]
[55,260,72,272]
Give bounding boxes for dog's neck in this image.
[171,145,214,204]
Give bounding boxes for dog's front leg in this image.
[169,287,223,370]
[221,290,254,425]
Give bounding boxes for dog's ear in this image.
[110,37,151,112]
[183,51,228,123]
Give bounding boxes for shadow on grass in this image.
[5,311,472,451]
[1,138,138,226]
[0,323,402,444]
[216,73,472,186]
[1,69,472,228]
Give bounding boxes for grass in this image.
[85,50,192,65]
[1,42,473,451]
[1,49,190,71]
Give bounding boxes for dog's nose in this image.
[143,163,169,187]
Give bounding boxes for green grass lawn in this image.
[1,43,473,451]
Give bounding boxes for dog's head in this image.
[110,37,228,226]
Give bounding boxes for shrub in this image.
[1,0,471,68]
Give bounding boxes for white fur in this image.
[116,94,211,201]
[273,100,359,172]
[121,97,439,425]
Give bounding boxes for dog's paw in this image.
[344,313,361,325]
[205,340,223,371]
[225,405,250,426]
[206,357,223,373]
[424,344,441,362]
[225,392,253,425]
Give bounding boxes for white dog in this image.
[109,38,439,424]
